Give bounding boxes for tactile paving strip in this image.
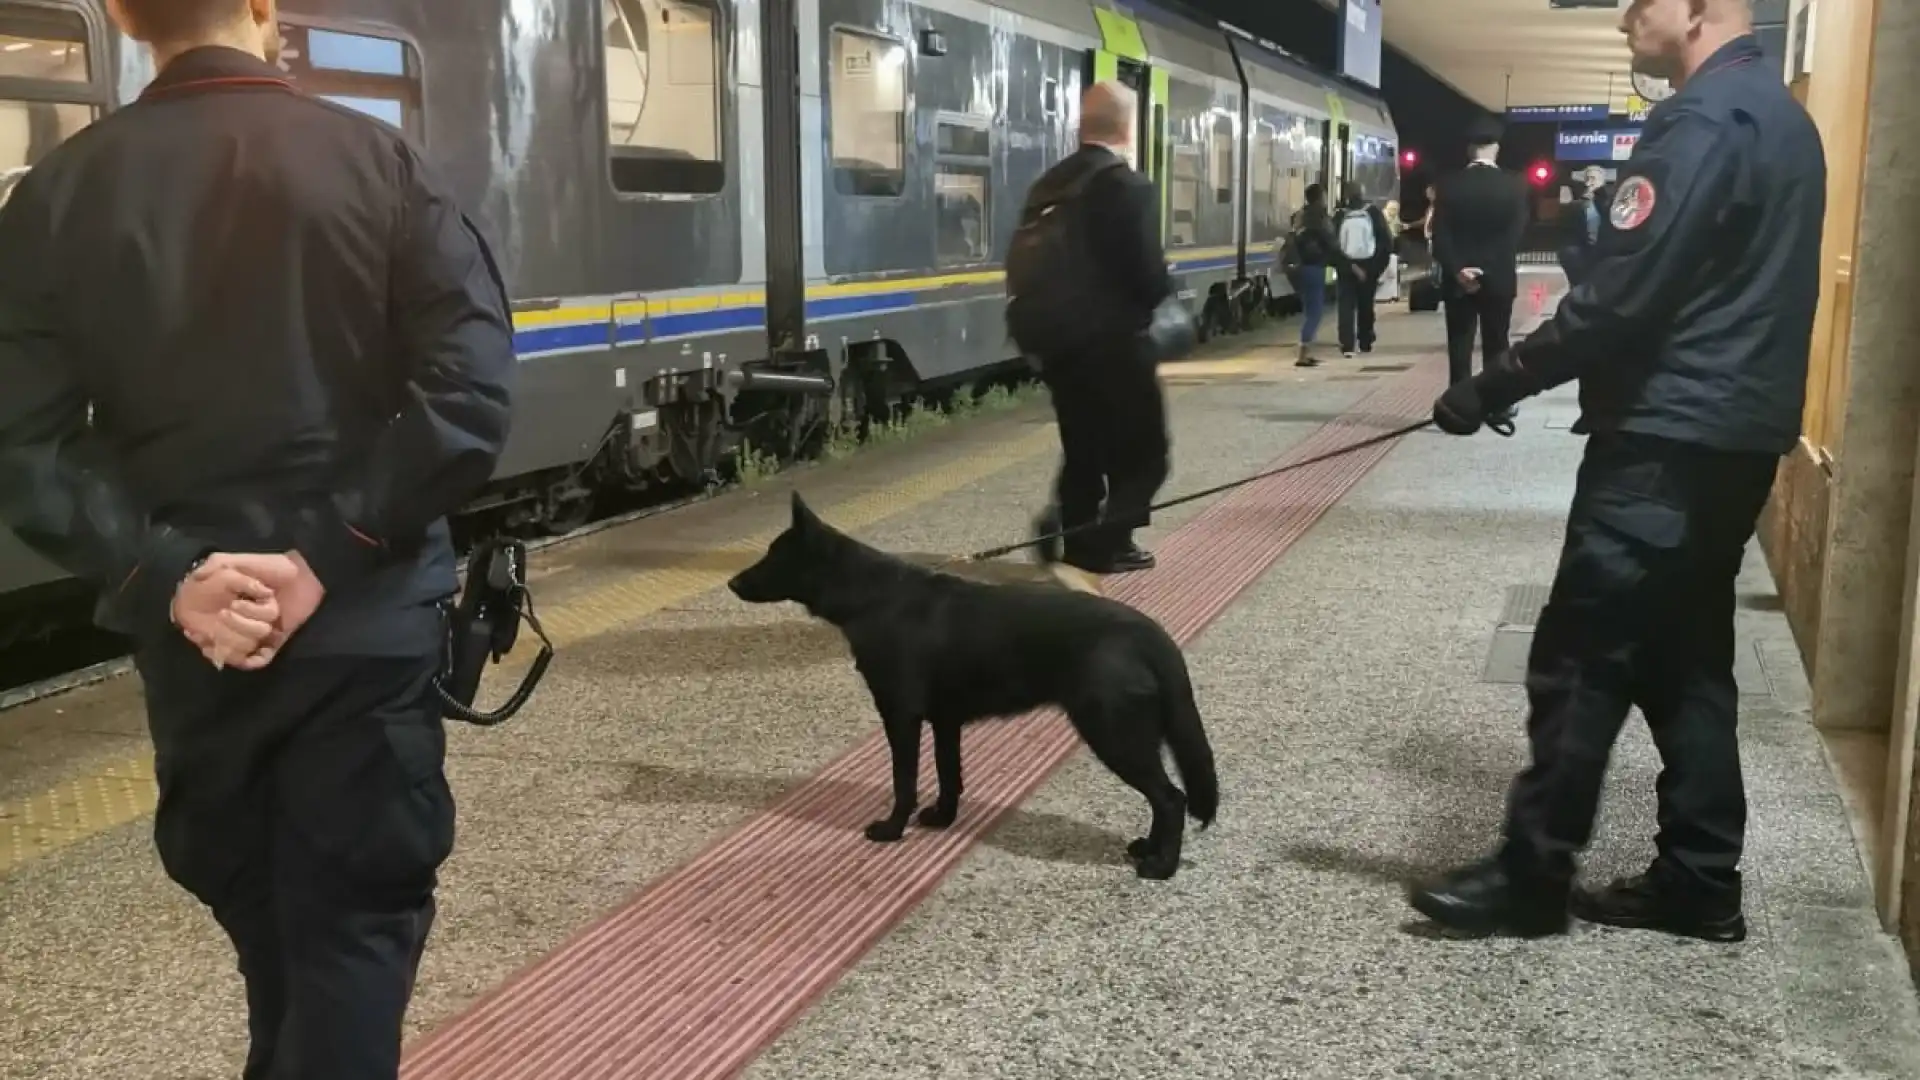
[0,759,158,869]
[399,355,1448,1080]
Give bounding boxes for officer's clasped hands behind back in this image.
[172,551,325,670]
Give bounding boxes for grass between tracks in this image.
[733,380,1046,487]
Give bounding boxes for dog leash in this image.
[957,412,1515,564]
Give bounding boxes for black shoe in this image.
[1031,507,1063,566]
[1063,544,1156,576]
[1570,873,1747,943]
[1408,857,1571,938]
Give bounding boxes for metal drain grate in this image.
[1500,583,1554,627]
[1484,612,1773,692]
[1359,363,1412,373]
[1483,628,1533,684]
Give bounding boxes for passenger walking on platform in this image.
[1278,184,1357,368]
[1430,119,1529,422]
[1334,181,1393,357]
[1412,0,1826,944]
[1014,81,1174,576]
[1557,165,1614,288]
[0,0,516,1074]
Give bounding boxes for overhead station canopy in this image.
[1308,0,1790,114]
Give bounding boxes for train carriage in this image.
[0,0,1396,646]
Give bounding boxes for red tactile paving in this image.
[401,357,1448,1080]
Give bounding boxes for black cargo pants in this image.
[1039,336,1171,559]
[136,635,454,1080]
[1501,431,1778,899]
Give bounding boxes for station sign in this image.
[1338,0,1383,90]
[1508,103,1611,123]
[1555,125,1642,163]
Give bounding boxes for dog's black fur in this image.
[727,492,1218,879]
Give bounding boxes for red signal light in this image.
[1401,150,1418,167]
[1531,163,1552,184]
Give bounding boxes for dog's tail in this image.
[1148,635,1218,827]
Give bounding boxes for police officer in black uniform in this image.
[0,0,515,1074]
[1408,0,1825,943]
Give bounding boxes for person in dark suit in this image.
[1022,80,1173,576]
[1431,119,1530,419]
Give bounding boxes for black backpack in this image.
[1005,158,1126,358]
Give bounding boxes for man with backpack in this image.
[1006,80,1175,576]
[1334,181,1394,358]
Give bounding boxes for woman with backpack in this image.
[1278,184,1359,368]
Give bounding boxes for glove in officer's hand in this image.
[1431,350,1537,437]
[1433,379,1486,435]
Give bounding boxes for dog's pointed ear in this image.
[790,490,819,531]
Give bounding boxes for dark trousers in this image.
[137,638,454,1080]
[1557,245,1591,290]
[1336,275,1378,353]
[1501,432,1779,899]
[1443,288,1515,385]
[1040,341,1171,559]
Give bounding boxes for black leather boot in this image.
[1031,506,1063,566]
[1570,872,1747,943]
[1408,856,1571,938]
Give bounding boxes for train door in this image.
[1322,119,1352,198]
[1089,51,1170,241]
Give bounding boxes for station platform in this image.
[6,284,1920,1079]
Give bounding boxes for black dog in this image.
[727,492,1219,879]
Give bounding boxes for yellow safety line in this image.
[0,360,1275,877]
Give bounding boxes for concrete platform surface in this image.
[5,286,1920,1079]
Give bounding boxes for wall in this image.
[1758,0,1881,725]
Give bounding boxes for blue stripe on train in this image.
[518,259,1284,356]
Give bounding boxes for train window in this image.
[934,165,988,264]
[0,5,98,210]
[829,28,907,198]
[603,0,725,196]
[1168,144,1200,247]
[934,118,989,265]
[1250,122,1278,241]
[1209,113,1233,205]
[278,24,422,140]
[936,121,988,158]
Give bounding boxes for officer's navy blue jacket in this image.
[0,47,515,653]
[1514,35,1827,456]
